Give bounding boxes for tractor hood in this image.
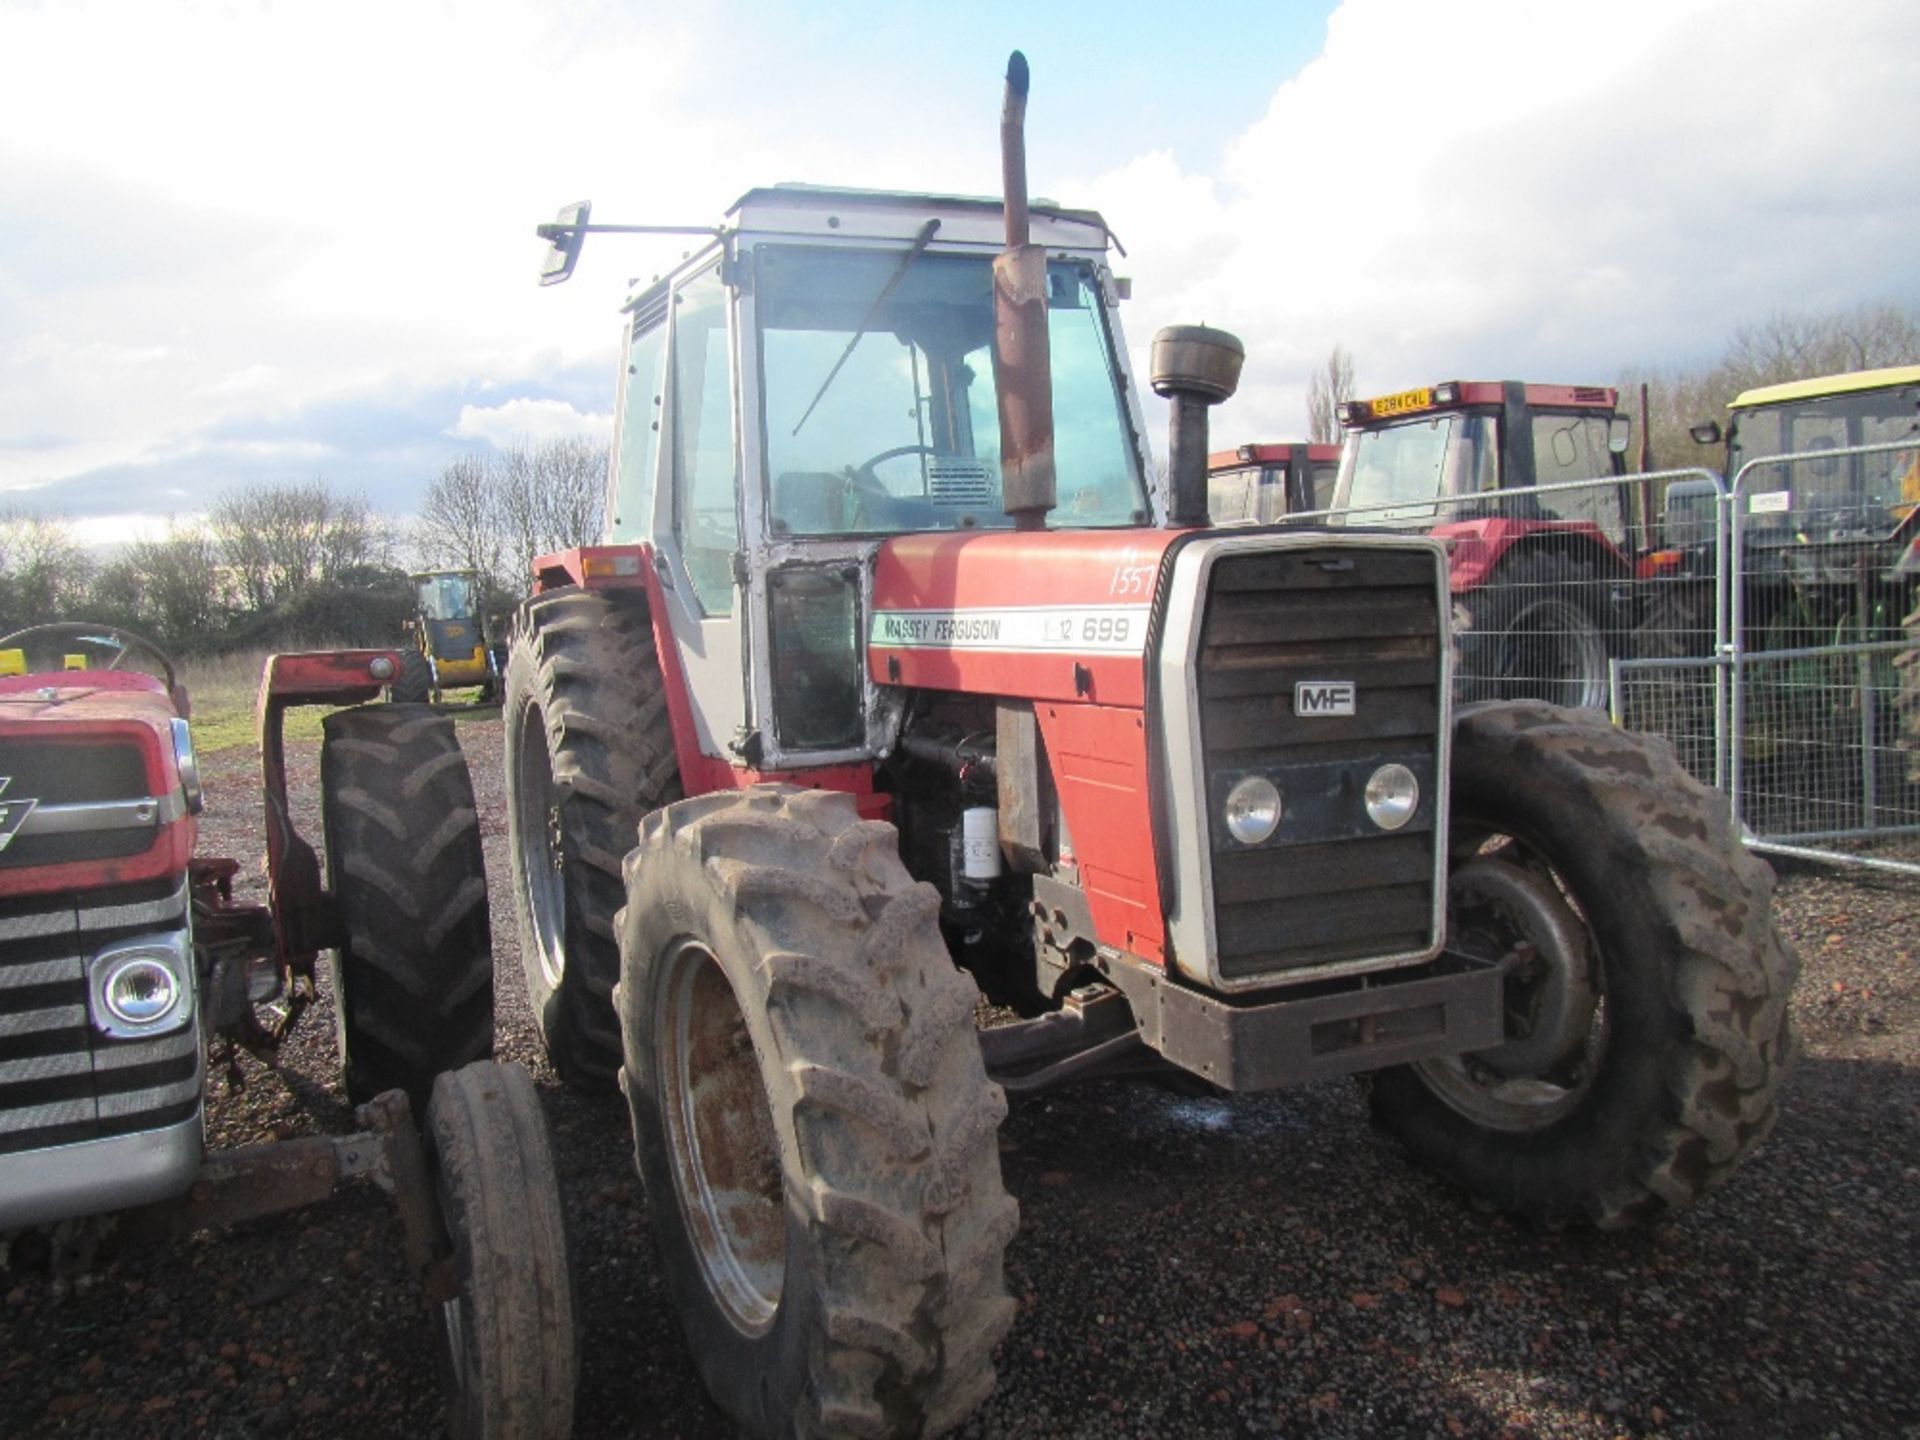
[868,528,1182,708]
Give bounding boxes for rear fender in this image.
[257,650,403,978]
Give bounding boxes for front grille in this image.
[0,736,156,871]
[0,881,201,1157]
[1195,545,1444,980]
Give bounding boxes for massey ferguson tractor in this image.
[0,624,574,1440]
[509,53,1797,1439]
[1329,380,1642,707]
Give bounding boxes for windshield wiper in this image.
[790,218,941,437]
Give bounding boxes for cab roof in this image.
[1731,364,1920,410]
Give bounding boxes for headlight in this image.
[1223,775,1283,845]
[1364,763,1420,830]
[368,655,396,680]
[171,716,203,815]
[89,933,193,1038]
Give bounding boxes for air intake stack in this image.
[1152,325,1244,528]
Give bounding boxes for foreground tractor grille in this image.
[0,880,201,1157]
[1195,545,1444,981]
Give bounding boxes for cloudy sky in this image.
[2,0,1916,545]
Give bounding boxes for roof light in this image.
[1336,402,1355,425]
[1433,382,1459,404]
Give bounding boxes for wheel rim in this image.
[1416,838,1608,1131]
[659,940,786,1335]
[1493,597,1609,709]
[513,704,569,990]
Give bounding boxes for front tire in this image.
[1369,702,1799,1228]
[322,705,493,1108]
[423,1061,577,1440]
[504,588,680,1088]
[617,786,1017,1438]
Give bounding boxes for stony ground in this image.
[3,713,1917,1439]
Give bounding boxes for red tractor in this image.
[1331,380,1641,707]
[1206,440,1341,522]
[0,624,574,1440]
[506,54,1796,1439]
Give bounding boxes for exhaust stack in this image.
[994,51,1056,530]
[1152,325,1244,528]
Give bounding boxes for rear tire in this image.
[423,1060,577,1440]
[617,785,1017,1438]
[1369,702,1798,1228]
[1458,552,1612,709]
[504,589,680,1089]
[390,647,432,704]
[322,705,494,1108]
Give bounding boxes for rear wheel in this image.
[390,647,432,704]
[322,705,493,1108]
[505,589,680,1088]
[423,1060,577,1440]
[1458,552,1611,710]
[1369,702,1798,1228]
[618,786,1017,1438]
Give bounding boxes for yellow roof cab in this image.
[1732,364,1920,411]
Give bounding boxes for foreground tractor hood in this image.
[0,673,195,897]
[868,529,1182,708]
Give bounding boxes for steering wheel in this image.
[0,622,178,692]
[843,445,942,528]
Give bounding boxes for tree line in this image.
[0,438,606,654]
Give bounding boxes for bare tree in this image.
[126,522,224,643]
[416,454,507,592]
[1306,345,1357,444]
[209,480,387,611]
[0,511,96,631]
[490,438,610,591]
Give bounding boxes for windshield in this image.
[1335,413,1476,522]
[756,245,1145,536]
[417,573,475,620]
[1730,383,1920,535]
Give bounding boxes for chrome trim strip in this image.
[78,879,190,933]
[93,1028,201,1071]
[0,1003,87,1037]
[0,1051,90,1085]
[0,955,84,989]
[15,791,186,838]
[97,1075,202,1119]
[0,1095,93,1133]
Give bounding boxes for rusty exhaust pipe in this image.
[995,50,1055,530]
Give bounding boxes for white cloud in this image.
[450,399,613,448]
[1078,0,1920,445]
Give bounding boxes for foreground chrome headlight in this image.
[1364,763,1420,830]
[1223,775,1283,845]
[89,932,193,1038]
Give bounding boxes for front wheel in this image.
[423,1061,577,1440]
[617,786,1017,1438]
[1369,702,1799,1228]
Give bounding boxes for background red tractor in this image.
[1206,440,1341,522]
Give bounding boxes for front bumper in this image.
[1101,952,1503,1092]
[0,1106,204,1230]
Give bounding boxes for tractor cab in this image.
[1331,380,1634,542]
[1206,441,1340,523]
[579,184,1156,774]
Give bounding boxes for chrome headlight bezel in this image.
[1364,762,1421,831]
[1222,774,1284,846]
[89,931,194,1039]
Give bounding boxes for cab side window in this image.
[608,309,668,541]
[672,267,739,616]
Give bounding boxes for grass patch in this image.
[178,649,328,754]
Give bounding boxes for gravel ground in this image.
[4,713,1918,1439]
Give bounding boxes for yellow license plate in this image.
[1369,387,1434,419]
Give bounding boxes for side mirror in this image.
[1607,415,1632,455]
[1689,420,1723,446]
[537,200,592,286]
